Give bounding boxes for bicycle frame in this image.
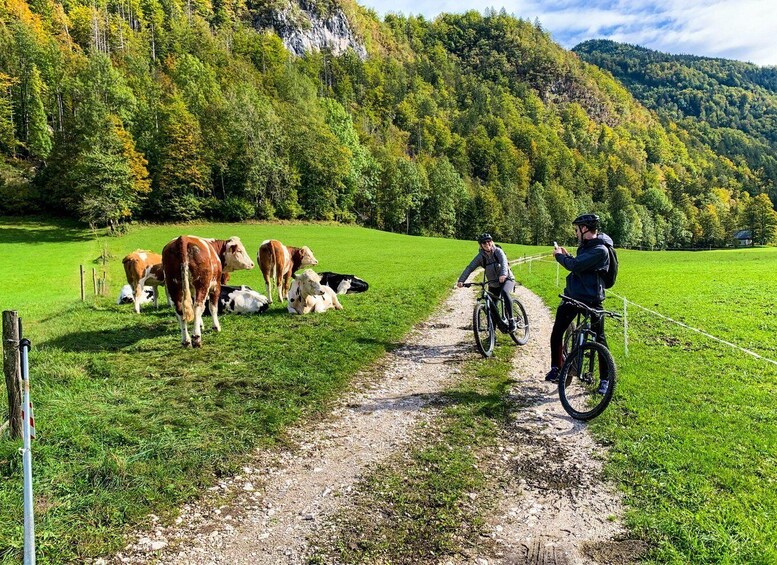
[470,280,510,333]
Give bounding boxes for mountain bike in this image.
[463,280,529,357]
[557,295,621,420]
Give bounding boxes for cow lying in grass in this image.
[287,269,344,314]
[118,284,155,306]
[318,272,369,294]
[211,285,270,315]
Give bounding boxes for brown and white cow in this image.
[162,235,254,348]
[257,239,318,304]
[287,269,343,314]
[122,250,165,314]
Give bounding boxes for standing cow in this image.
[258,239,318,304]
[122,250,165,314]
[163,235,254,348]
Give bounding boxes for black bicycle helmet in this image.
[572,213,600,229]
[477,233,493,243]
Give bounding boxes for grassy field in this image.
[3,219,776,563]
[517,247,777,564]
[0,218,537,563]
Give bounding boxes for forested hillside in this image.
[1,0,776,247]
[574,40,777,231]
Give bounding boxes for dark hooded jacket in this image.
[555,233,612,304]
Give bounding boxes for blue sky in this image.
[357,0,777,66]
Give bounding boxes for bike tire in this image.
[558,341,616,421]
[473,302,495,358]
[508,298,530,346]
[562,321,578,360]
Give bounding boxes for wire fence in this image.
[513,253,777,368]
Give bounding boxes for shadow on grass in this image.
[354,336,401,351]
[42,323,170,352]
[0,221,93,244]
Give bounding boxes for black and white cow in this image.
[118,284,155,305]
[318,272,369,295]
[212,285,270,315]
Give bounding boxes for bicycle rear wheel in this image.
[558,341,616,420]
[507,298,530,346]
[562,321,578,360]
[473,302,495,357]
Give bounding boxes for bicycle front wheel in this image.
[558,341,616,421]
[473,302,495,357]
[508,298,530,346]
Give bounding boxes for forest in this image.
[1,0,776,247]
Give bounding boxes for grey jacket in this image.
[458,247,514,286]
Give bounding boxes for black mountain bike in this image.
[463,280,529,357]
[557,295,621,421]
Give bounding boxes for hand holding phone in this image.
[553,241,559,250]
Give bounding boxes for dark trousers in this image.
[488,280,515,323]
[550,301,607,368]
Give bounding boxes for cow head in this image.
[223,237,255,272]
[295,269,325,297]
[298,246,318,268]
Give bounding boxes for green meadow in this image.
[2,219,776,563]
[0,218,534,563]
[517,247,777,564]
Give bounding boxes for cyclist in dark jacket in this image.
[457,233,517,332]
[546,214,611,390]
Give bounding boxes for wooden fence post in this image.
[80,265,85,301]
[2,310,22,440]
[101,271,107,296]
[92,268,97,295]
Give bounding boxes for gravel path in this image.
[110,284,635,565]
[113,284,479,564]
[463,285,637,565]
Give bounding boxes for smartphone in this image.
[553,241,559,249]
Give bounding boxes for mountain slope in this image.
[574,39,777,204]
[1,2,775,246]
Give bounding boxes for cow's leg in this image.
[175,311,191,347]
[192,301,205,348]
[133,283,143,314]
[333,294,344,310]
[277,263,286,302]
[281,272,291,303]
[263,273,273,304]
[152,286,159,309]
[209,292,221,333]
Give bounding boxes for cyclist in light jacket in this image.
[456,233,517,332]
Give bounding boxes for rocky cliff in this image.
[257,0,368,59]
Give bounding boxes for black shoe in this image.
[597,379,610,394]
[545,367,559,383]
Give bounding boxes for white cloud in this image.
[359,0,777,66]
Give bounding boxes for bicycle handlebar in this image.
[462,280,501,288]
[559,294,622,319]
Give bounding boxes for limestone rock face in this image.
[260,1,367,60]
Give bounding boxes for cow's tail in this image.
[181,247,195,323]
